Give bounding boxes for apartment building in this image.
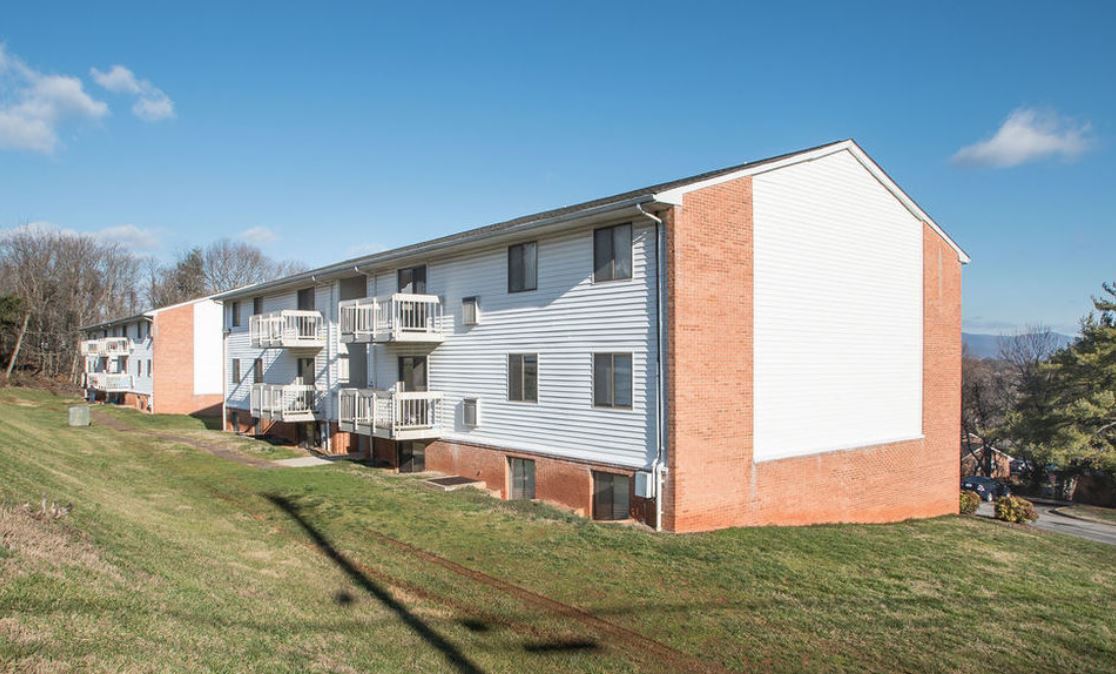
[81,296,224,416]
[218,140,967,532]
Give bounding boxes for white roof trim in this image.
[653,140,970,264]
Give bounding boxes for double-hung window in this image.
[253,358,264,384]
[232,359,240,381]
[508,241,538,293]
[230,301,241,328]
[593,353,633,408]
[593,223,632,282]
[253,297,263,315]
[508,354,538,402]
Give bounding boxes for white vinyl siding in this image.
[752,149,923,462]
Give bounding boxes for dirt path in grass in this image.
[92,410,278,469]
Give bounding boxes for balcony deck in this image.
[339,294,444,345]
[250,383,323,422]
[338,388,445,440]
[85,372,134,392]
[249,311,325,350]
[80,337,134,358]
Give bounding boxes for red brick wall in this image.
[664,178,963,532]
[152,304,224,416]
[663,178,755,532]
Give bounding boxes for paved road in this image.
[976,502,1116,546]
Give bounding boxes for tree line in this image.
[0,226,304,384]
[963,282,1116,487]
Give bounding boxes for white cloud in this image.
[91,64,175,121]
[0,220,160,251]
[93,224,160,251]
[239,226,277,245]
[0,45,108,153]
[953,108,1092,168]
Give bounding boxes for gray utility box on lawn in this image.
[68,405,91,427]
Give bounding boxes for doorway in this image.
[397,266,427,294]
[398,441,426,473]
[296,358,315,385]
[398,356,427,392]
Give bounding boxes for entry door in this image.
[398,441,426,473]
[398,356,427,392]
[296,358,315,385]
[397,266,427,294]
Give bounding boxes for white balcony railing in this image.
[338,294,444,343]
[85,372,134,392]
[338,387,445,440]
[80,337,134,357]
[249,310,325,349]
[250,383,322,422]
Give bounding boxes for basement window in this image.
[509,457,535,500]
[592,471,630,521]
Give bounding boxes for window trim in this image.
[507,353,538,403]
[592,222,634,284]
[507,241,538,294]
[592,352,634,410]
[463,397,480,428]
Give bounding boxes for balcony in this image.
[249,310,325,349]
[85,372,134,392]
[80,337,133,357]
[338,294,444,344]
[338,388,445,440]
[249,383,323,422]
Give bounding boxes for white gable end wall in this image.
[752,150,923,462]
[193,300,224,395]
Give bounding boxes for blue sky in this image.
[0,1,1112,335]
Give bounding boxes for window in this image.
[253,358,263,384]
[463,398,479,427]
[509,458,536,500]
[592,471,630,521]
[230,301,241,328]
[462,297,480,326]
[147,359,152,377]
[232,359,240,381]
[508,354,538,402]
[137,360,142,377]
[593,223,633,282]
[297,288,315,311]
[593,353,633,408]
[253,297,263,315]
[507,241,537,293]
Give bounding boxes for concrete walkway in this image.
[976,501,1116,546]
[274,456,335,468]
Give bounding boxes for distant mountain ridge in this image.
[962,332,1076,359]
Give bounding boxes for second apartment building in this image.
[219,140,967,533]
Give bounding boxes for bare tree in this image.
[0,226,141,383]
[146,239,306,306]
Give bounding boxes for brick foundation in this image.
[425,439,653,524]
[663,177,962,532]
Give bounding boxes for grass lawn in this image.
[1062,504,1116,525]
[1,388,1114,673]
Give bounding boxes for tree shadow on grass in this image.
[263,493,485,674]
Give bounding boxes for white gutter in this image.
[636,202,667,532]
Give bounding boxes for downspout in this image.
[324,280,334,453]
[636,202,667,532]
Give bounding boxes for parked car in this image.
[961,476,1012,502]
